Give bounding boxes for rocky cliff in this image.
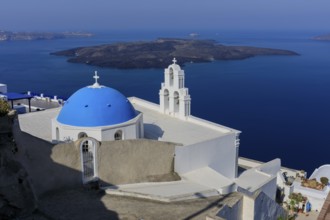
[0,111,36,219]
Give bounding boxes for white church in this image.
[9,59,287,219]
[51,58,192,143]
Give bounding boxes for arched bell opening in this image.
[164,89,169,113]
[173,91,180,114]
[169,67,174,87]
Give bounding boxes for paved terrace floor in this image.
[17,98,235,145]
[18,108,60,142]
[105,180,220,202]
[130,98,234,146]
[35,188,242,220]
[104,166,235,203]
[296,211,320,220]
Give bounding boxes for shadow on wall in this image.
[0,131,36,218]
[97,138,178,185]
[144,123,164,140]
[38,189,120,220]
[11,119,178,219]
[12,119,120,219]
[183,193,240,220]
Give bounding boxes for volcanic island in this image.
[51,38,299,69]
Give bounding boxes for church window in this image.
[114,130,123,140]
[78,132,88,139]
[56,127,59,141]
[82,140,89,152]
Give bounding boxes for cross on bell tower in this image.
[172,57,177,64]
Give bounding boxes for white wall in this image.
[293,183,329,211]
[259,162,281,200]
[0,83,7,94]
[237,174,277,201]
[101,120,141,141]
[236,159,280,201]
[52,113,143,142]
[52,121,102,142]
[242,191,288,220]
[306,196,326,211]
[174,133,237,179]
[310,164,330,180]
[287,164,330,211]
[260,177,278,201]
[216,198,243,220]
[242,195,254,220]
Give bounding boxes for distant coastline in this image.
[312,33,330,41]
[51,38,299,69]
[0,30,93,41]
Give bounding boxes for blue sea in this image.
[1,30,329,175]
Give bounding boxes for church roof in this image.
[57,72,136,127]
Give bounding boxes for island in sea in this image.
[51,38,299,69]
[312,33,330,41]
[0,30,93,41]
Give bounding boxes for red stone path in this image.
[318,191,330,220]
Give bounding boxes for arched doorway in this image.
[80,139,97,183]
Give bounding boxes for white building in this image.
[13,59,286,219]
[291,165,330,211]
[0,83,8,100]
[0,83,7,94]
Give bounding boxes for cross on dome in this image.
[90,71,101,88]
[172,58,177,64]
[94,71,99,83]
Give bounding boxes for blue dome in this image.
[57,86,136,127]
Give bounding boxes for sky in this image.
[1,0,329,32]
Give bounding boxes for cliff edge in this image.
[0,111,36,219]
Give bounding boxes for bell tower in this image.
[159,58,191,119]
